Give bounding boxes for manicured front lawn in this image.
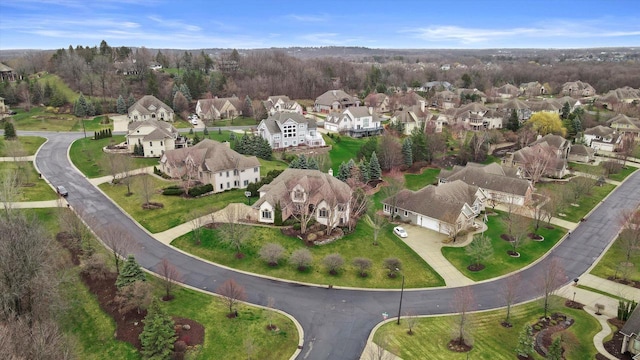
[171,222,444,289]
[590,232,640,283]
[536,180,615,222]
[10,107,80,131]
[569,161,638,181]
[0,136,47,156]
[374,297,600,359]
[70,136,159,178]
[0,162,58,201]
[70,115,114,132]
[442,212,566,281]
[208,116,258,127]
[99,175,246,233]
[324,134,368,173]
[404,168,440,190]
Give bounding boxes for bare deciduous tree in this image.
[119,155,136,196]
[616,209,640,277]
[465,234,493,269]
[137,173,154,206]
[218,205,252,257]
[365,211,388,246]
[537,257,566,318]
[157,258,182,300]
[509,213,531,255]
[259,243,286,266]
[265,296,277,331]
[405,311,418,335]
[349,188,370,231]
[286,184,315,235]
[0,170,20,216]
[322,253,344,275]
[352,257,373,277]
[378,132,403,171]
[100,224,136,273]
[519,144,557,186]
[501,273,520,326]
[289,249,313,271]
[452,286,475,347]
[115,281,153,314]
[216,279,247,316]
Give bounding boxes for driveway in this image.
[30,130,640,360]
[111,114,129,133]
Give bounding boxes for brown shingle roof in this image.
[128,95,172,115]
[315,90,358,107]
[163,139,259,173]
[439,163,531,196]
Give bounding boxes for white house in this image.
[126,120,183,157]
[583,125,622,152]
[262,95,303,117]
[128,95,174,122]
[257,112,325,149]
[324,106,383,137]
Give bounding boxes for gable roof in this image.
[439,163,531,196]
[0,63,15,72]
[127,119,177,141]
[162,139,259,173]
[584,125,615,137]
[383,180,480,221]
[531,134,569,149]
[569,144,594,157]
[128,95,172,115]
[260,112,316,134]
[315,90,358,106]
[621,304,640,337]
[501,98,530,110]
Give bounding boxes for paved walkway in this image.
[6,200,63,208]
[0,155,35,162]
[87,166,156,186]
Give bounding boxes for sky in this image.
[1,0,639,50]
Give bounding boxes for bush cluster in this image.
[187,183,213,197]
[245,169,284,197]
[94,128,112,140]
[162,186,184,196]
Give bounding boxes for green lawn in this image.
[536,180,615,222]
[590,232,640,283]
[37,73,82,103]
[442,212,566,281]
[71,115,114,132]
[70,136,159,178]
[324,135,368,173]
[9,106,81,131]
[404,168,441,190]
[171,222,444,289]
[0,136,47,156]
[569,161,638,181]
[0,162,58,201]
[209,116,259,127]
[259,158,289,176]
[374,297,600,360]
[99,175,246,233]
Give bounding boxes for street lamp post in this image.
[396,268,405,325]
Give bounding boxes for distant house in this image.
[390,102,438,135]
[253,169,352,229]
[0,63,17,82]
[382,180,486,237]
[433,90,458,110]
[495,84,519,99]
[314,90,360,113]
[501,98,532,122]
[128,95,174,122]
[598,87,640,109]
[392,92,426,111]
[262,95,303,117]
[529,98,562,115]
[456,88,487,103]
[445,102,502,131]
[607,114,640,140]
[438,162,533,206]
[583,125,622,152]
[126,120,184,157]
[568,144,595,163]
[159,139,260,193]
[504,134,571,179]
[422,81,453,92]
[561,81,596,97]
[256,112,325,149]
[324,106,383,137]
[195,96,242,121]
[519,81,548,97]
[364,93,391,113]
[620,305,640,357]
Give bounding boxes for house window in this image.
[337,204,345,211]
[160,141,163,146]
[318,208,328,218]
[262,210,272,219]
[404,210,408,216]
[227,182,230,188]
[243,180,249,186]
[294,190,304,200]
[150,150,153,155]
[394,208,398,213]
[234,180,239,186]
[234,169,239,175]
[226,171,229,177]
[384,204,390,213]
[220,184,223,190]
[254,178,258,182]
[254,167,258,172]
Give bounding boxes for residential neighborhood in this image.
[2,3,640,359]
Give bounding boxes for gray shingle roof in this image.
[128,95,172,116]
[439,163,531,196]
[128,119,177,139]
[260,112,316,134]
[569,144,594,157]
[584,125,614,137]
[621,305,640,337]
[163,139,259,173]
[315,90,358,107]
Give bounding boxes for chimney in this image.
[419,100,426,112]
[332,90,337,96]
[368,106,373,115]
[328,168,334,177]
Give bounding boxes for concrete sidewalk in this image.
[0,156,35,162]
[7,200,63,208]
[87,166,156,186]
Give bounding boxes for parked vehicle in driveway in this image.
[57,185,68,197]
[393,226,408,238]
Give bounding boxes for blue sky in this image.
[1,0,639,50]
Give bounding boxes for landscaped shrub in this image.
[187,183,213,197]
[162,186,184,196]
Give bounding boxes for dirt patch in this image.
[564,300,585,310]
[607,276,640,290]
[447,339,472,353]
[501,233,515,242]
[467,263,485,272]
[142,202,164,210]
[527,233,543,240]
[57,232,81,265]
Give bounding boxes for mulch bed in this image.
[527,233,543,240]
[500,233,515,242]
[602,318,634,360]
[447,339,472,353]
[467,263,485,272]
[607,276,640,290]
[531,313,574,358]
[564,300,585,310]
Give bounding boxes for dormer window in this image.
[293,190,304,200]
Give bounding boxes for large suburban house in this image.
[324,106,383,137]
[438,163,533,206]
[262,95,303,117]
[253,169,352,230]
[598,87,640,110]
[620,305,640,358]
[583,125,622,152]
[0,63,18,82]
[314,90,360,113]
[607,114,640,140]
[382,180,487,237]
[159,139,260,193]
[125,120,184,157]
[561,81,596,97]
[504,134,571,179]
[390,102,439,135]
[128,95,174,122]
[195,96,242,121]
[568,144,596,163]
[364,93,391,113]
[433,90,459,110]
[501,98,532,122]
[519,81,548,97]
[257,112,325,149]
[495,84,519,99]
[444,102,503,131]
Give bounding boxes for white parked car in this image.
[393,226,408,238]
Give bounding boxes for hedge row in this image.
[188,183,213,197]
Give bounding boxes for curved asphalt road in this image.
[34,131,640,360]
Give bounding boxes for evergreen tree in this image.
[127,94,136,107]
[357,137,378,160]
[307,156,319,170]
[257,137,272,160]
[561,102,571,119]
[171,84,180,101]
[43,82,53,103]
[4,122,17,140]
[203,127,209,136]
[179,84,192,102]
[358,159,370,183]
[402,137,413,167]
[146,70,159,97]
[507,109,520,132]
[515,324,535,358]
[274,202,283,226]
[546,337,562,360]
[337,161,350,181]
[86,101,96,116]
[243,95,253,117]
[74,93,88,117]
[139,299,176,360]
[193,132,201,145]
[31,81,43,105]
[410,128,429,162]
[116,255,146,289]
[346,159,356,177]
[369,151,381,180]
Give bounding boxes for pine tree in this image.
[402,137,413,167]
[171,84,179,101]
[116,95,126,114]
[4,122,17,140]
[307,157,319,170]
[561,102,571,119]
[43,82,53,103]
[337,161,350,181]
[203,127,209,136]
[507,109,520,132]
[179,84,192,102]
[346,159,356,177]
[243,95,253,117]
[146,70,159,97]
[116,255,146,289]
[139,299,176,360]
[86,101,96,116]
[74,93,88,117]
[274,202,283,226]
[193,133,201,145]
[369,151,381,180]
[358,159,370,183]
[127,94,136,107]
[546,337,562,360]
[515,324,535,357]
